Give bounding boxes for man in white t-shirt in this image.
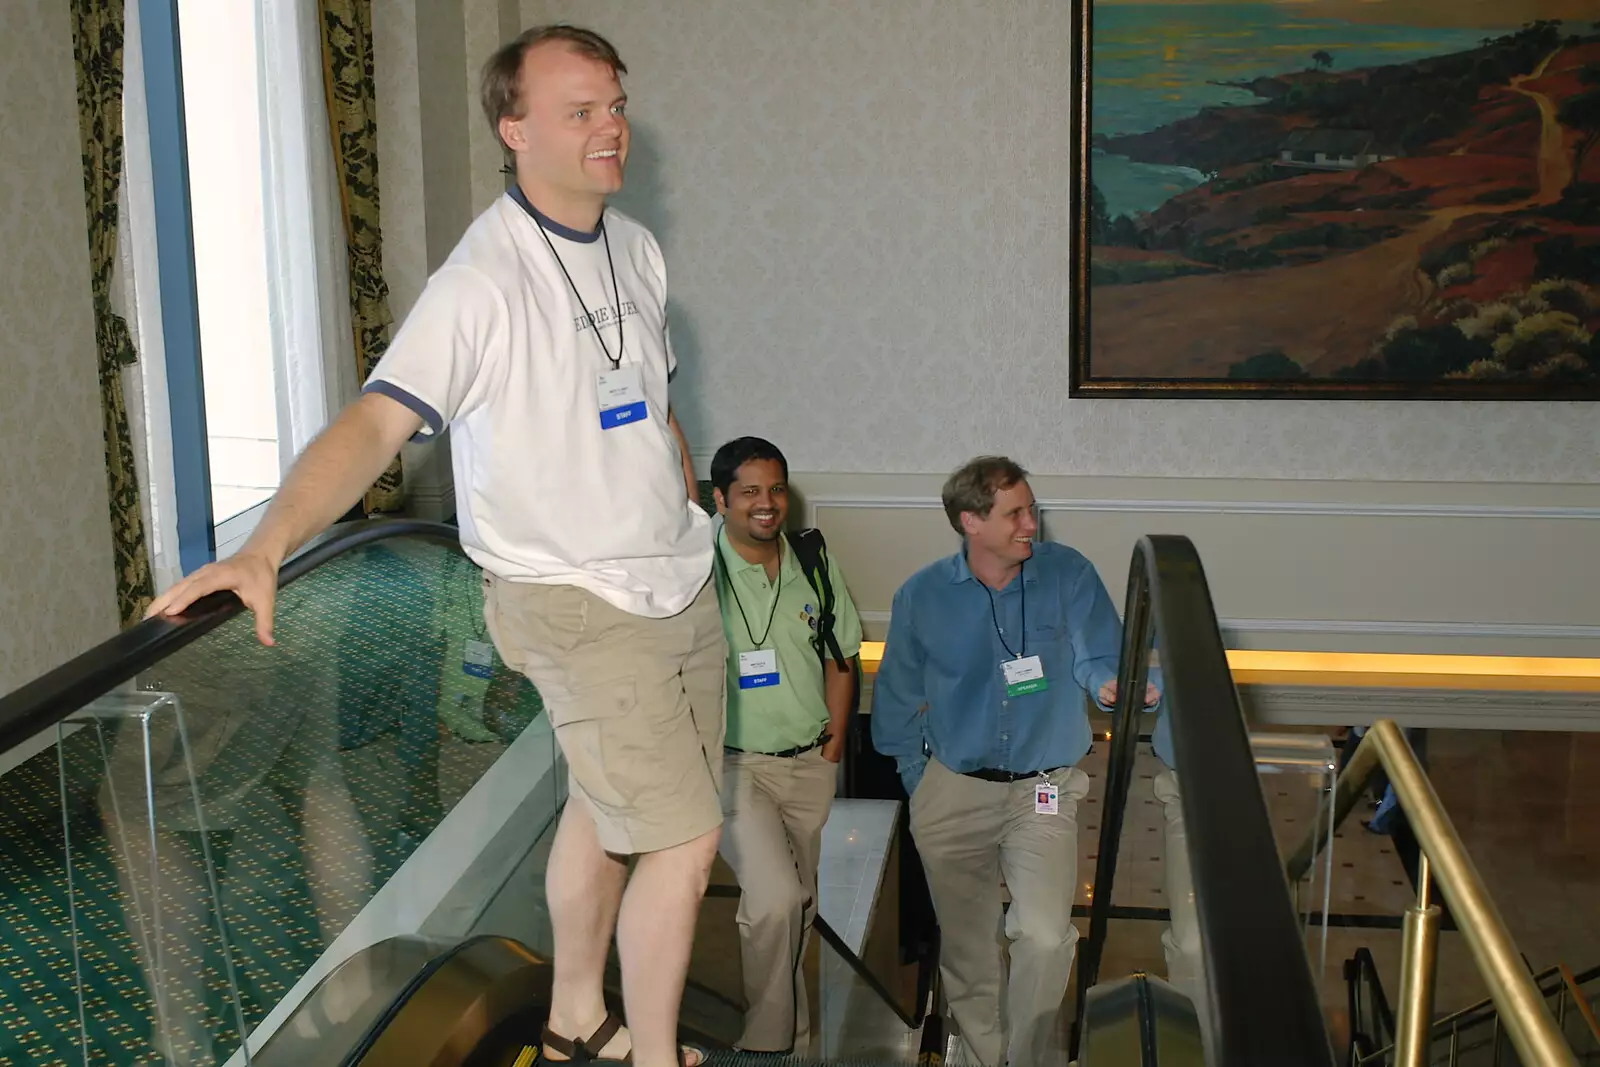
[147,26,721,1067]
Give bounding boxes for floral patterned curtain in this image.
[319,0,404,513]
[72,0,155,625]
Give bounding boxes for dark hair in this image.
[480,25,627,152]
[711,437,790,496]
[941,456,1029,534]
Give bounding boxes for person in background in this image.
[709,436,862,1054]
[871,456,1165,1067]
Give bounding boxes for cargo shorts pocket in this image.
[546,676,637,730]
[486,579,590,661]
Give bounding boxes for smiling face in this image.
[497,41,630,222]
[715,458,789,551]
[961,478,1038,571]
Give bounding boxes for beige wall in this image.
[375,0,520,520]
[799,474,1600,657]
[0,4,119,694]
[372,0,1600,659]
[516,0,1599,483]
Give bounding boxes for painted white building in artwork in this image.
[1275,129,1399,171]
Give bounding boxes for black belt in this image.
[961,766,1063,783]
[725,732,831,759]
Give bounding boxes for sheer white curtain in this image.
[119,0,355,590]
[258,0,359,461]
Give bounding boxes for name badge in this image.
[1001,654,1048,697]
[597,365,648,429]
[1035,781,1059,816]
[738,649,781,690]
[463,639,495,679]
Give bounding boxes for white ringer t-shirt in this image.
[363,189,712,619]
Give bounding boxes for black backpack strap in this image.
[785,528,849,670]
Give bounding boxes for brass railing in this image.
[1285,719,1577,1067]
[1353,962,1600,1066]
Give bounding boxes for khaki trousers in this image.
[910,759,1092,1067]
[717,746,838,1052]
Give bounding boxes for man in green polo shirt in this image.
[710,436,863,1054]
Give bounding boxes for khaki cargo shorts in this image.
[484,574,727,855]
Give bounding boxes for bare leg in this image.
[616,825,722,1067]
[545,801,629,1052]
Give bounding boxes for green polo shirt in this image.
[714,524,863,754]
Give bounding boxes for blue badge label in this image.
[738,672,780,690]
[597,366,649,430]
[599,400,647,429]
[737,649,780,690]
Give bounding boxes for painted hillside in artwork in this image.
[1086,1,1600,388]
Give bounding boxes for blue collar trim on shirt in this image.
[506,183,604,244]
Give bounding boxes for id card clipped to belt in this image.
[738,650,780,690]
[1035,781,1059,815]
[597,365,648,429]
[1001,654,1048,697]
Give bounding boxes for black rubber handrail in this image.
[1070,535,1336,1066]
[0,518,464,757]
[336,935,492,1067]
[1345,947,1397,1065]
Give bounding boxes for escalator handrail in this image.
[336,934,502,1067]
[0,518,464,756]
[1073,535,1336,1066]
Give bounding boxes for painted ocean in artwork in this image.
[1093,5,1493,217]
[1082,1,1600,388]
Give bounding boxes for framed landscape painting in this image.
[1070,0,1600,398]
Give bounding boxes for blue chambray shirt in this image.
[871,541,1172,795]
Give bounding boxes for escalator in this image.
[0,521,562,1065]
[0,520,928,1065]
[0,521,1539,1065]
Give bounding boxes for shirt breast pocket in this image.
[1026,623,1062,650]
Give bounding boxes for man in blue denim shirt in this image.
[872,457,1166,1067]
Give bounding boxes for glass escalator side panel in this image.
[0,533,560,1066]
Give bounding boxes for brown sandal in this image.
[541,1013,707,1067]
[541,1013,626,1062]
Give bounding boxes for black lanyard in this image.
[717,541,782,648]
[511,187,624,370]
[983,560,1026,659]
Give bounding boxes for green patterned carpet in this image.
[0,538,547,1066]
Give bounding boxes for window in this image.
[135,0,347,573]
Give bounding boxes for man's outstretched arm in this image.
[144,392,423,645]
